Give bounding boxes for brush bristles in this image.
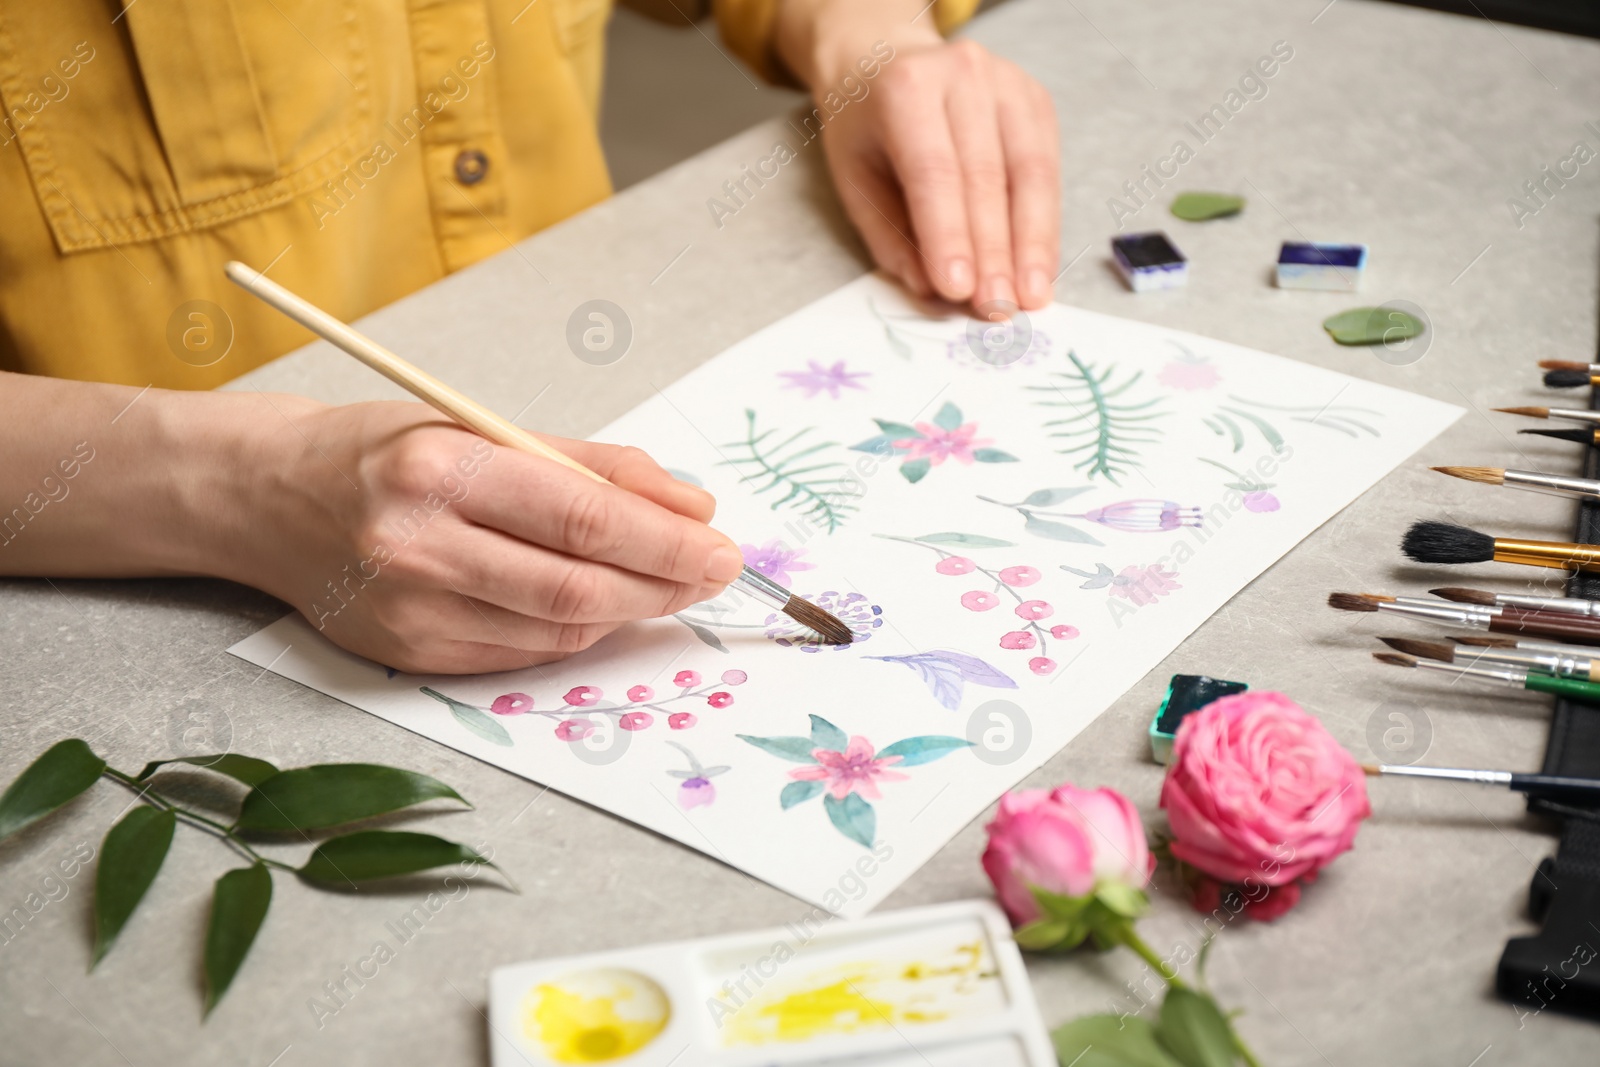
[1360,763,1383,776]
[1519,426,1595,444]
[1431,466,1505,485]
[1328,592,1382,612]
[1453,635,1518,648]
[1378,636,1454,661]
[1543,369,1593,389]
[781,595,854,645]
[1538,360,1591,372]
[1429,586,1497,605]
[1401,521,1496,565]
[1492,406,1550,418]
[1373,652,1417,668]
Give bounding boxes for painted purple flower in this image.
[778,359,871,399]
[1079,500,1202,533]
[1109,564,1182,606]
[679,777,717,809]
[765,590,883,651]
[1244,491,1280,513]
[740,539,816,588]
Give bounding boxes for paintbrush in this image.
[1494,404,1600,427]
[1379,635,1600,683]
[1538,360,1600,374]
[1328,592,1600,645]
[223,261,853,646]
[1430,586,1600,618]
[1518,427,1600,446]
[1362,762,1600,801]
[1538,365,1600,389]
[1453,633,1600,656]
[1431,465,1600,502]
[1401,520,1600,573]
[1372,651,1600,702]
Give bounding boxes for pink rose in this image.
[982,784,1154,927]
[1161,691,1369,911]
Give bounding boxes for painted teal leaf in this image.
[1322,306,1424,346]
[808,715,848,751]
[1156,987,1239,1067]
[913,532,1017,548]
[1053,1014,1185,1067]
[874,419,921,439]
[1025,516,1103,545]
[204,863,272,1016]
[677,616,729,653]
[422,686,513,747]
[296,830,499,886]
[780,781,825,809]
[92,806,176,966]
[849,434,898,455]
[0,739,105,841]
[932,401,962,431]
[901,458,931,484]
[1024,487,1094,506]
[136,754,279,788]
[235,764,470,834]
[1170,191,1245,221]
[737,734,820,763]
[823,793,875,848]
[875,736,973,766]
[972,448,1019,463]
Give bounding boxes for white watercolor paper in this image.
[230,274,1462,917]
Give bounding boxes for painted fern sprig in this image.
[1030,350,1164,484]
[720,409,858,532]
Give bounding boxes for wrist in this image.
[777,0,943,93]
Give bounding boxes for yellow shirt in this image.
[0,0,975,389]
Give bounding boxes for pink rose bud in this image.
[982,785,1153,928]
[490,692,533,716]
[563,685,602,707]
[720,669,748,686]
[1015,599,1054,620]
[668,712,697,730]
[998,565,1041,587]
[1160,691,1370,921]
[999,630,1036,650]
[626,685,654,702]
[1050,624,1081,640]
[673,670,701,688]
[960,590,999,611]
[618,711,653,731]
[678,777,715,809]
[936,556,977,575]
[554,719,594,742]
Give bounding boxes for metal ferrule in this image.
[1493,538,1600,572]
[1412,658,1526,687]
[1491,590,1600,617]
[1543,405,1600,426]
[1472,635,1600,656]
[1377,601,1494,627]
[1377,765,1512,785]
[1454,645,1591,678]
[1501,469,1600,503]
[730,567,791,612]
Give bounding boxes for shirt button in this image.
[454,148,489,185]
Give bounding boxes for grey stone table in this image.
[5,0,1599,1063]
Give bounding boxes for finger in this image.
[829,153,933,299]
[880,68,975,302]
[943,52,1015,311]
[462,448,743,587]
[536,436,717,523]
[997,63,1061,309]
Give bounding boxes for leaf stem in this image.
[1120,924,1263,1067]
[100,768,293,871]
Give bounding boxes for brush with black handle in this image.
[1363,762,1600,801]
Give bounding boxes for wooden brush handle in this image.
[223,261,610,486]
[1491,607,1600,646]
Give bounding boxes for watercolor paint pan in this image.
[487,900,1055,1067]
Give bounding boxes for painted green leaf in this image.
[913,532,1017,548]
[296,830,497,886]
[808,715,848,752]
[0,739,105,842]
[1170,191,1245,221]
[1322,306,1424,346]
[823,793,875,848]
[972,448,1019,463]
[849,433,898,455]
[932,401,962,431]
[204,864,272,1016]
[421,687,513,748]
[1156,987,1240,1067]
[874,419,921,439]
[1025,515,1103,545]
[1024,487,1093,506]
[901,458,932,484]
[736,734,821,763]
[235,764,470,834]
[875,735,972,767]
[780,781,825,809]
[136,754,279,788]
[677,616,730,653]
[92,806,176,966]
[1053,1013,1185,1067]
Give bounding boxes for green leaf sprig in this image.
[0,739,508,1017]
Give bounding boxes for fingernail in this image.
[984,275,1016,311]
[947,258,974,297]
[705,544,744,584]
[1027,268,1050,305]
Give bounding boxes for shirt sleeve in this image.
[712,0,981,85]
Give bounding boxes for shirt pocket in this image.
[0,0,371,253]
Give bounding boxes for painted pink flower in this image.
[721,669,748,686]
[1109,564,1182,606]
[563,685,602,707]
[707,691,733,709]
[999,565,1040,586]
[739,538,816,588]
[673,670,701,688]
[490,692,533,716]
[936,556,976,575]
[669,712,697,730]
[554,719,595,742]
[788,736,910,801]
[778,359,870,399]
[961,590,999,611]
[626,685,654,702]
[679,777,717,809]
[1051,624,1081,640]
[1000,630,1036,650]
[1081,500,1202,533]
[1029,657,1057,675]
[894,422,992,466]
[1157,358,1221,391]
[619,711,653,731]
[1015,599,1054,620]
[1244,491,1280,513]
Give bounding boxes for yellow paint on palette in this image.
[522,968,670,1063]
